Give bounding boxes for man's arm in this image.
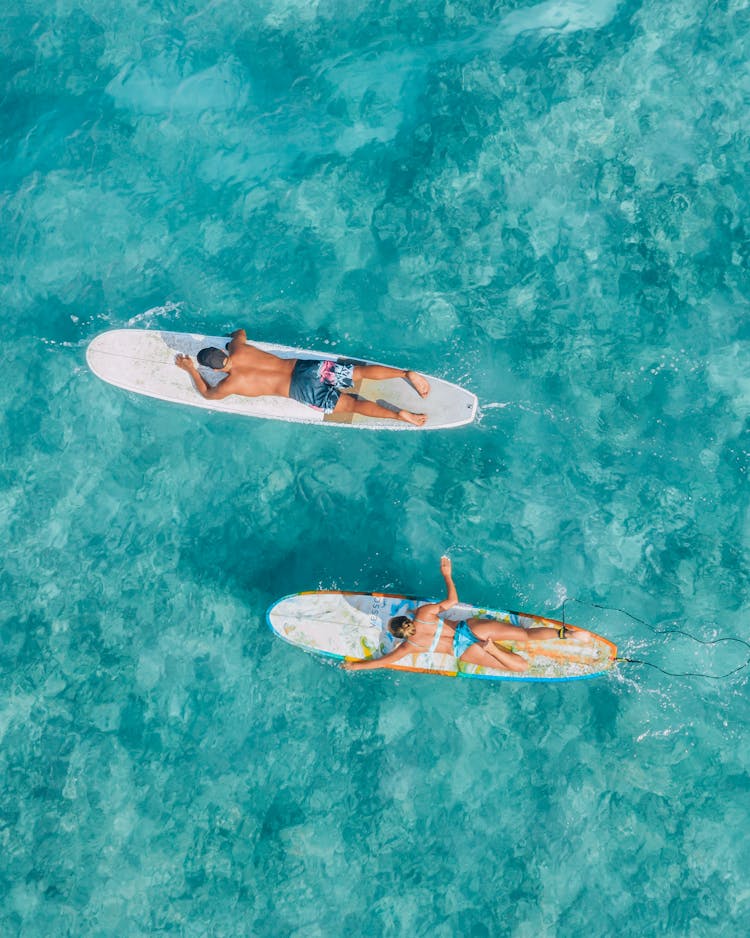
[175,355,232,400]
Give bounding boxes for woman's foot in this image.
[481,639,528,672]
[558,625,593,643]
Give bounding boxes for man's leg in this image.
[352,365,430,398]
[333,392,426,426]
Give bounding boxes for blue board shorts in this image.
[289,359,355,414]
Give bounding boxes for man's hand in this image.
[174,353,227,400]
[440,555,452,576]
[175,354,196,372]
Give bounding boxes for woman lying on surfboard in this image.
[175,328,430,426]
[343,557,591,673]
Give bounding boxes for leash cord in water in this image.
[561,598,750,680]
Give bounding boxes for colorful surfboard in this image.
[86,329,478,430]
[267,591,618,683]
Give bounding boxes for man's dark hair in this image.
[197,347,228,370]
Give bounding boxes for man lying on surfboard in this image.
[343,556,592,673]
[175,328,430,426]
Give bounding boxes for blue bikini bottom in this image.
[452,620,480,658]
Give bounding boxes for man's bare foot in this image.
[406,371,430,398]
[398,410,427,426]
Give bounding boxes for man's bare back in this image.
[180,340,296,399]
[175,328,430,426]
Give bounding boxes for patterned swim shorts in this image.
[288,359,355,414]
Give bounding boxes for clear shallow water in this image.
[2,0,750,934]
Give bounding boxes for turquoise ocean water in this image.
[2,0,750,934]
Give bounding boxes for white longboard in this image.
[86,329,478,430]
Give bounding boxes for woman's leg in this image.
[466,617,558,643]
[460,640,528,672]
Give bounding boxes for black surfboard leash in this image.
[561,597,750,680]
